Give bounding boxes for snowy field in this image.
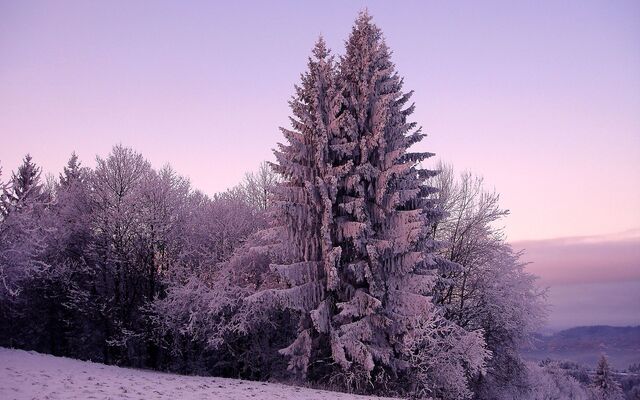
[0,347,393,400]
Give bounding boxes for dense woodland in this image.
[0,12,633,400]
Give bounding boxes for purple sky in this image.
[513,230,640,330]
[1,1,639,327]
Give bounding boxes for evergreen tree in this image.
[250,14,487,395]
[3,154,44,215]
[326,10,441,377]
[0,155,48,301]
[257,35,344,375]
[59,152,83,188]
[0,164,7,218]
[590,355,624,400]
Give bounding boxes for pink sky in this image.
[1,0,639,244]
[515,230,640,286]
[513,231,640,329]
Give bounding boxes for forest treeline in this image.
[0,12,629,400]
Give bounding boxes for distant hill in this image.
[522,325,640,370]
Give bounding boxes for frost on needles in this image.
[248,12,489,395]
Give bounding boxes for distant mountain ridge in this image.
[522,325,640,369]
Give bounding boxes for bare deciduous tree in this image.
[242,161,280,212]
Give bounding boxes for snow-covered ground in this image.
[0,347,393,400]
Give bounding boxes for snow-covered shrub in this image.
[404,314,490,399]
[430,164,547,398]
[516,361,590,400]
[149,228,298,380]
[150,276,245,353]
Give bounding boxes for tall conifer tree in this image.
[590,355,624,400]
[256,12,444,383]
[59,152,83,188]
[264,36,346,374]
[2,154,44,216]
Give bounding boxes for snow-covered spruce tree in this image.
[251,13,488,396]
[0,155,53,356]
[58,152,83,188]
[0,155,48,298]
[590,355,624,400]
[3,153,91,357]
[2,154,45,216]
[250,35,344,375]
[0,164,5,216]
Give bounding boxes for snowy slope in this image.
[0,347,394,400]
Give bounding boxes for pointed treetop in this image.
[595,355,613,383]
[350,9,382,43]
[591,354,624,397]
[355,8,373,26]
[5,153,43,210]
[341,11,387,77]
[60,151,83,187]
[13,154,40,190]
[68,151,79,167]
[312,35,329,60]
